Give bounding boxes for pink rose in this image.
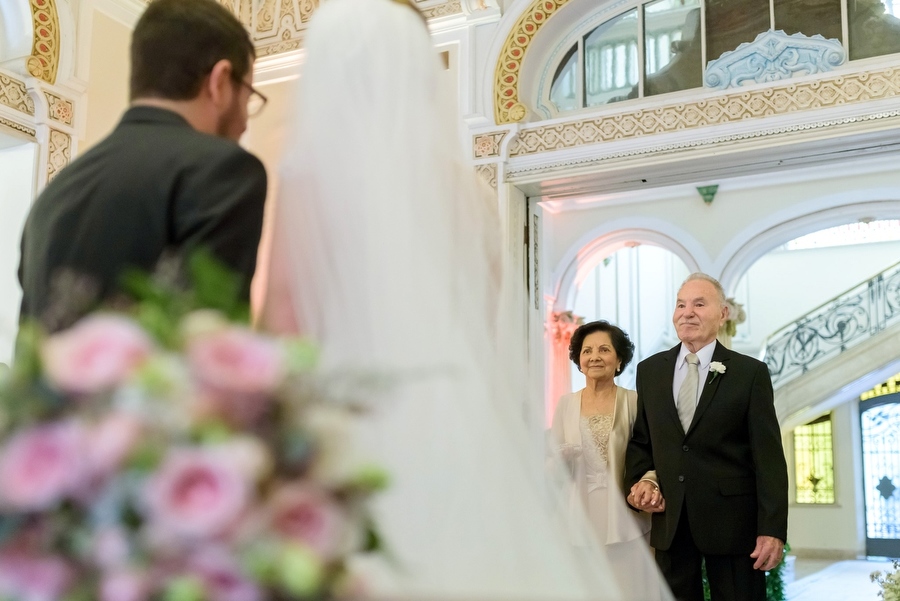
[143,448,250,541]
[92,527,131,569]
[87,414,142,478]
[0,552,73,601]
[0,422,85,510]
[42,315,154,395]
[270,484,346,560]
[187,328,285,426]
[186,547,263,601]
[100,569,150,601]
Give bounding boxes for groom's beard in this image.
[216,96,246,142]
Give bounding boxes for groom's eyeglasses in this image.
[236,79,268,117]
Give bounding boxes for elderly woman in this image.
[550,320,666,599]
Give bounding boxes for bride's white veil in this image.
[262,0,671,599]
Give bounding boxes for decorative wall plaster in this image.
[0,74,35,115]
[473,131,508,158]
[508,67,900,156]
[28,0,61,84]
[184,0,460,56]
[494,0,570,124]
[0,117,37,139]
[418,0,463,19]
[475,163,498,189]
[47,129,71,180]
[43,91,74,125]
[505,108,900,178]
[705,30,846,90]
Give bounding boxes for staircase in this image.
[761,260,900,429]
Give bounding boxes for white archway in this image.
[547,217,707,312]
[718,196,900,295]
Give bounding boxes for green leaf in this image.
[163,576,206,601]
[188,250,249,322]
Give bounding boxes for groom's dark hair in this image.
[130,0,255,101]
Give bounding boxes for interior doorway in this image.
[859,393,900,558]
[0,135,38,365]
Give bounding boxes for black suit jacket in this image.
[18,107,267,329]
[625,342,788,555]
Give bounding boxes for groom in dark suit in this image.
[625,273,788,601]
[18,0,267,331]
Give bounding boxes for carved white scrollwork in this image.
[705,30,846,90]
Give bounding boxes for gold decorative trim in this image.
[494,0,569,124]
[506,109,900,178]
[509,68,900,156]
[475,163,498,189]
[0,74,36,115]
[28,0,61,84]
[419,0,463,19]
[44,91,74,125]
[473,131,508,159]
[0,117,37,139]
[47,129,71,181]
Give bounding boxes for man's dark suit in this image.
[625,341,788,600]
[18,106,267,329]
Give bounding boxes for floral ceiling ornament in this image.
[548,310,584,345]
[722,297,746,337]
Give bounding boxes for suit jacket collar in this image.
[687,341,732,435]
[119,106,192,129]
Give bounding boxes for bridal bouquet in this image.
[0,256,386,600]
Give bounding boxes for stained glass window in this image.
[793,414,836,504]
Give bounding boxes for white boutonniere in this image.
[709,361,726,382]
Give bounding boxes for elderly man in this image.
[625,273,788,601]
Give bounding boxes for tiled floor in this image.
[786,557,895,600]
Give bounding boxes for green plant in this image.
[871,559,900,601]
[701,541,789,601]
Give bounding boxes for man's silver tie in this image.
[677,353,700,432]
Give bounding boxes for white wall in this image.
[0,141,36,365]
[785,402,866,558]
[735,239,900,356]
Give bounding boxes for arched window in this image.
[546,0,900,115]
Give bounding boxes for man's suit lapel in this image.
[659,345,682,430]
[687,341,730,434]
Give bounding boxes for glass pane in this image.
[793,415,836,504]
[860,402,900,542]
[644,0,702,97]
[550,45,579,112]
[706,0,770,62]
[774,0,842,41]
[584,9,639,107]
[849,0,900,60]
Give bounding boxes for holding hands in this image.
[628,480,666,513]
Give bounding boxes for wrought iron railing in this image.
[762,259,900,387]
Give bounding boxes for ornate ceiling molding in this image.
[705,30,846,90]
[27,0,61,84]
[507,66,900,157]
[0,116,37,139]
[418,0,462,19]
[136,0,461,57]
[0,73,36,114]
[493,0,569,125]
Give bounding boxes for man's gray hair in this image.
[680,272,726,306]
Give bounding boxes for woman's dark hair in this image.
[568,320,635,376]
[130,0,256,101]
